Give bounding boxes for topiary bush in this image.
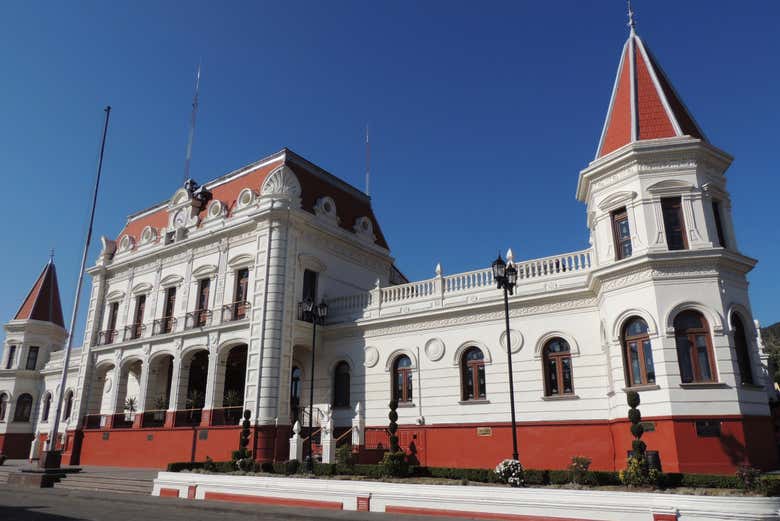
[619,391,660,487]
[382,400,408,477]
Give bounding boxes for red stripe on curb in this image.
[203,492,343,510]
[385,506,599,521]
[158,488,180,498]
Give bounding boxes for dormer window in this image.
[611,208,632,260]
[26,346,39,371]
[712,200,727,248]
[302,269,318,302]
[661,197,688,250]
[5,345,16,369]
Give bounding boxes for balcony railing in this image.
[123,323,146,341]
[210,406,243,426]
[185,309,212,329]
[83,414,107,430]
[174,408,202,427]
[152,316,177,336]
[327,248,593,323]
[141,410,167,428]
[112,413,134,429]
[221,301,250,322]
[97,330,117,345]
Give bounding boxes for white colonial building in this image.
[1,23,777,474]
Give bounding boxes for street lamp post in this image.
[492,252,519,462]
[303,297,328,473]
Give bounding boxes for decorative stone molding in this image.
[206,200,226,221]
[610,308,659,342]
[260,165,301,202]
[533,331,580,358]
[597,191,637,212]
[235,188,255,210]
[452,340,492,365]
[646,179,696,196]
[363,346,379,368]
[227,254,254,268]
[384,348,417,371]
[423,338,445,362]
[499,329,523,354]
[160,274,183,287]
[140,226,158,245]
[118,235,135,253]
[353,217,376,244]
[192,264,218,278]
[314,196,339,225]
[131,282,153,295]
[663,301,725,337]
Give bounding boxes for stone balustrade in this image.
[327,248,593,323]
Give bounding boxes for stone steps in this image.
[54,473,153,495]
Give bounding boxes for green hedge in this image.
[661,473,741,489]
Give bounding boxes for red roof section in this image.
[14,261,65,327]
[116,150,389,251]
[596,31,706,159]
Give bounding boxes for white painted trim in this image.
[152,472,780,520]
[452,340,493,365]
[595,39,630,159]
[383,348,417,371]
[534,331,580,357]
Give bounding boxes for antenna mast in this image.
[183,63,201,184]
[365,124,370,196]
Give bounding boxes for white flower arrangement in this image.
[494,459,524,487]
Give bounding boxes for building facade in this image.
[1,25,778,474]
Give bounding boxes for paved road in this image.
[0,486,464,521]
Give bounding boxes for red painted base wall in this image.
[0,432,34,459]
[69,414,777,474]
[366,415,778,475]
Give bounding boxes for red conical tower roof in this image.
[14,259,65,327]
[595,23,707,159]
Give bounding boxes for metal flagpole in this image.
[183,63,201,184]
[42,106,111,469]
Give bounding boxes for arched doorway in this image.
[215,344,247,425]
[179,349,209,425]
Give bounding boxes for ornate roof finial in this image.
[627,0,636,34]
[49,248,55,263]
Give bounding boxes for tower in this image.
[577,18,775,471]
[0,259,67,458]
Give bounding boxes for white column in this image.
[136,353,151,413]
[203,343,219,411]
[168,355,183,411]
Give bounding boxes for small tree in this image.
[620,391,659,486]
[382,400,408,476]
[233,409,253,471]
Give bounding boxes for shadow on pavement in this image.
[0,505,83,521]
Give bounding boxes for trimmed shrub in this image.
[620,391,659,487]
[382,400,408,477]
[568,456,592,485]
[759,476,780,497]
[313,463,337,476]
[736,465,761,491]
[523,469,549,485]
[352,464,385,478]
[203,456,216,472]
[272,459,300,475]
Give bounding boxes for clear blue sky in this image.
[1,1,779,348]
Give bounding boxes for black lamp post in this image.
[492,252,519,462]
[303,297,328,472]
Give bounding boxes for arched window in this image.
[543,338,574,396]
[333,361,350,407]
[63,390,73,421]
[732,314,754,385]
[622,318,655,387]
[13,393,33,422]
[0,393,8,421]
[674,311,716,383]
[393,355,413,403]
[42,392,52,422]
[461,347,486,400]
